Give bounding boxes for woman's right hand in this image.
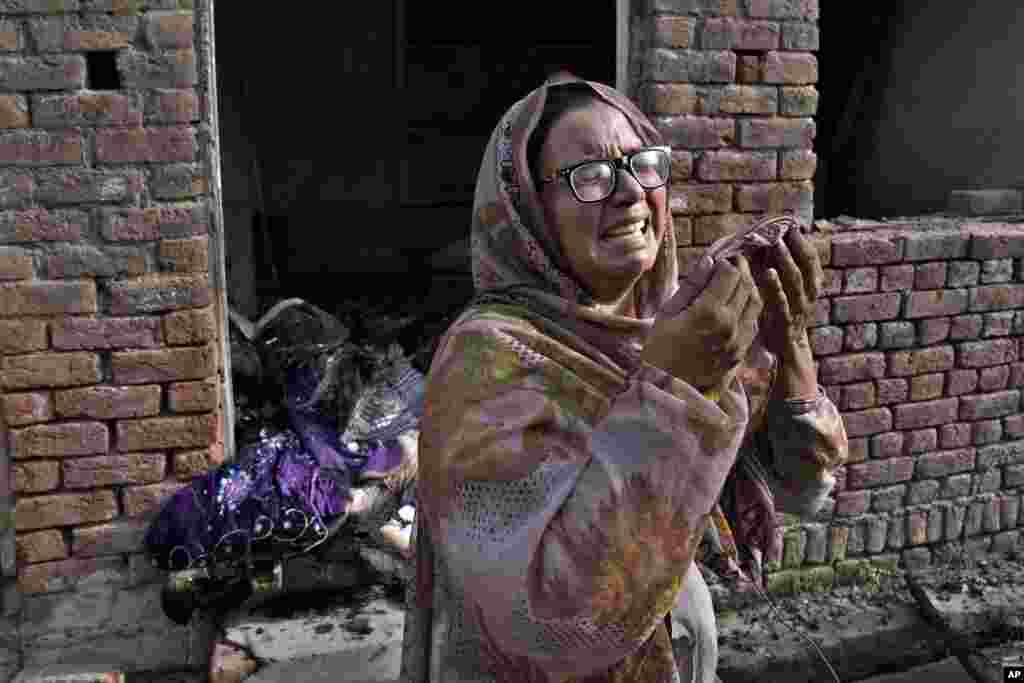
[642,255,763,394]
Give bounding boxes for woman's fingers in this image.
[772,238,808,314]
[725,255,755,310]
[736,277,764,349]
[695,257,742,309]
[765,267,792,324]
[786,229,823,302]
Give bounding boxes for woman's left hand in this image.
[752,226,823,400]
[753,225,823,360]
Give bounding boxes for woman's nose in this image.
[611,167,645,205]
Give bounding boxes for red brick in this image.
[781,22,818,50]
[905,428,938,454]
[822,384,841,407]
[894,398,959,430]
[873,485,906,513]
[107,274,210,315]
[144,10,193,49]
[835,490,870,516]
[979,365,1010,392]
[830,293,900,323]
[651,15,695,49]
[1,352,100,391]
[809,326,842,355]
[167,378,217,413]
[947,369,979,396]
[152,163,207,199]
[671,150,694,183]
[821,269,842,297]
[880,265,914,292]
[47,243,147,279]
[0,319,46,354]
[122,481,183,518]
[655,115,735,148]
[1004,414,1024,439]
[95,126,196,164]
[0,129,81,166]
[762,51,818,84]
[831,234,903,266]
[916,448,976,478]
[646,48,736,84]
[0,245,33,280]
[842,407,892,437]
[842,382,876,411]
[696,150,775,181]
[116,412,216,451]
[970,228,1024,259]
[173,447,212,480]
[847,457,913,489]
[18,556,125,595]
[163,305,216,345]
[0,94,28,129]
[747,0,819,19]
[973,419,1003,445]
[646,83,699,115]
[976,441,1024,470]
[14,490,117,531]
[118,48,197,89]
[1013,363,1024,388]
[10,421,108,459]
[0,208,86,243]
[0,55,85,91]
[981,259,1014,284]
[31,92,142,128]
[734,181,812,213]
[983,311,1014,337]
[669,184,733,215]
[876,378,908,405]
[950,314,983,341]
[870,431,903,459]
[969,284,1024,312]
[0,280,97,317]
[958,339,1017,368]
[959,390,1020,420]
[715,85,778,115]
[158,235,208,273]
[905,289,967,319]
[35,168,144,206]
[99,204,209,242]
[910,373,944,401]
[51,316,161,351]
[843,268,878,295]
[779,149,816,180]
[63,452,165,489]
[888,346,955,376]
[29,14,137,51]
[913,320,949,348]
[13,461,59,493]
[818,352,886,384]
[701,17,779,50]
[146,88,198,123]
[907,511,928,546]
[16,530,67,564]
[112,344,216,384]
[675,218,693,245]
[940,422,972,450]
[73,520,148,558]
[913,262,946,290]
[779,85,818,116]
[54,385,161,420]
[948,261,980,287]
[811,298,829,325]
[738,117,814,149]
[1,391,52,426]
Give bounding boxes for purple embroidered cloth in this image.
[143,360,420,572]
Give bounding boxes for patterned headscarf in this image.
[468,73,678,374]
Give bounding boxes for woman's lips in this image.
[602,217,649,241]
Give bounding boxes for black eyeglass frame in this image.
[538,145,673,204]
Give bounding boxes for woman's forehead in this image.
[543,102,643,161]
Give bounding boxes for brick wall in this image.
[0,0,225,672]
[768,221,1024,588]
[631,0,819,269]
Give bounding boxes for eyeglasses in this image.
[539,145,672,203]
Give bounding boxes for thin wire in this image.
[745,575,843,683]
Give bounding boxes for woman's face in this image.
[537,101,668,308]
